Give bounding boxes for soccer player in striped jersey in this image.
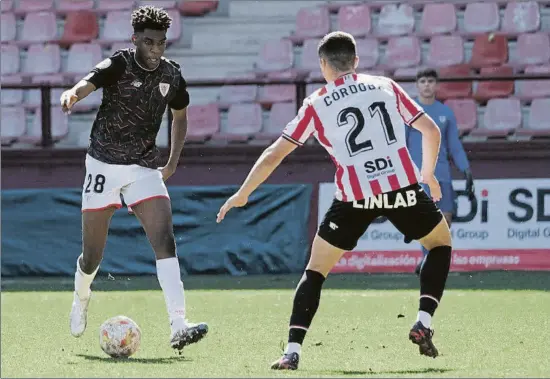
[216,31,452,369]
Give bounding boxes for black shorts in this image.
[318,184,443,251]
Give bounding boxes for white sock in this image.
[74,254,98,300]
[416,310,432,328]
[284,342,301,355]
[156,257,186,324]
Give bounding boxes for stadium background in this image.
[2,0,550,276]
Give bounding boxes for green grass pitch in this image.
[2,272,549,378]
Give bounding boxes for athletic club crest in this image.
[159,83,170,97]
[439,116,447,123]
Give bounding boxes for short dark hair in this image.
[416,68,438,81]
[131,6,172,33]
[317,31,357,72]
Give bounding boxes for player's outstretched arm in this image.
[60,80,96,114]
[159,107,188,181]
[216,137,298,223]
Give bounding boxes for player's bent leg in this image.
[71,207,116,337]
[271,235,346,370]
[130,196,208,351]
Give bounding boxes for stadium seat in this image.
[299,38,321,74]
[1,107,26,145]
[72,89,102,112]
[178,1,218,16]
[474,66,514,102]
[20,107,69,144]
[513,33,550,67]
[469,34,508,68]
[306,83,324,96]
[214,103,262,142]
[256,102,296,141]
[393,68,420,98]
[427,35,464,67]
[462,2,500,34]
[517,98,550,137]
[97,11,133,44]
[1,89,24,106]
[1,0,13,12]
[56,0,95,12]
[137,1,176,8]
[289,6,330,44]
[15,0,54,13]
[110,42,132,54]
[96,0,135,12]
[356,38,379,70]
[418,3,457,36]
[259,85,296,107]
[517,65,550,99]
[218,78,258,109]
[19,12,58,45]
[23,44,64,84]
[166,9,181,42]
[444,99,478,135]
[502,1,540,34]
[265,69,299,81]
[381,37,421,69]
[65,43,102,81]
[436,64,472,100]
[376,4,414,37]
[25,88,64,109]
[337,4,371,37]
[186,103,220,142]
[60,11,99,44]
[1,12,16,42]
[472,98,521,137]
[255,39,294,74]
[1,45,20,76]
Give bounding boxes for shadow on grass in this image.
[2,271,550,292]
[326,367,454,375]
[74,353,192,364]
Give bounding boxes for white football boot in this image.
[70,291,91,337]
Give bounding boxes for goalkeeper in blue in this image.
[406,69,475,275]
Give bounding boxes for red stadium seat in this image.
[214,103,262,142]
[20,107,69,144]
[110,42,132,55]
[97,0,135,12]
[15,0,54,13]
[382,37,421,69]
[502,1,540,34]
[1,107,26,145]
[60,11,99,44]
[436,64,473,100]
[376,4,414,37]
[306,83,324,96]
[1,13,16,42]
[514,33,550,67]
[517,98,550,137]
[259,85,296,107]
[356,38,379,70]
[98,11,133,44]
[255,39,294,74]
[299,38,321,74]
[427,35,464,68]
[393,67,420,98]
[474,66,514,102]
[18,12,58,45]
[1,0,13,12]
[218,78,258,109]
[137,1,176,8]
[56,0,95,12]
[444,99,478,135]
[1,89,24,106]
[337,4,371,37]
[517,65,550,99]
[289,6,330,44]
[257,102,296,141]
[186,103,220,142]
[472,98,521,137]
[166,9,181,42]
[65,43,102,80]
[469,34,508,68]
[463,2,500,34]
[25,88,64,109]
[178,1,218,16]
[23,44,63,85]
[1,45,20,76]
[418,3,457,36]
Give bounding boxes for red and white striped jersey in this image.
[282,73,424,202]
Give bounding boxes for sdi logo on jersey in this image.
[364,157,396,179]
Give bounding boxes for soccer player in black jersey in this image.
[60,6,208,351]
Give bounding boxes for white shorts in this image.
[82,154,169,212]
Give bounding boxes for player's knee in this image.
[80,249,102,273]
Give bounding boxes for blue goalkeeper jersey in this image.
[405,98,470,183]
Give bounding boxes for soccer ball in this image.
[99,315,142,358]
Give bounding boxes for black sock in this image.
[288,269,326,345]
[419,245,451,316]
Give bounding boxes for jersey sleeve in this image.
[83,51,126,90]
[281,100,316,146]
[168,74,190,110]
[390,80,424,125]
